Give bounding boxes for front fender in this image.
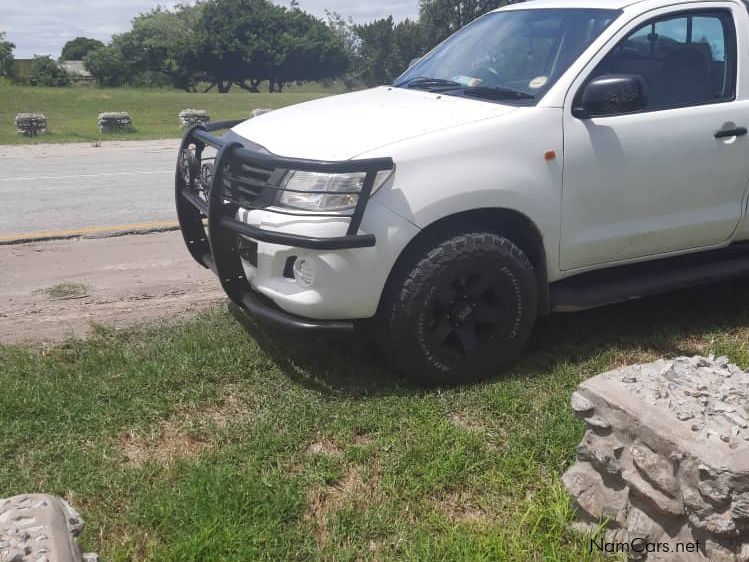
[362,106,564,279]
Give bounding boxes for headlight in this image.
[278,169,393,212]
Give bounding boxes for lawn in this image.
[2,282,748,561]
[0,82,344,145]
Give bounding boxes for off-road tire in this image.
[385,232,538,384]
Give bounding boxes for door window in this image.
[586,10,736,113]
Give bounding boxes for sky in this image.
[1,0,420,59]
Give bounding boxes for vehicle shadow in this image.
[230,279,749,398]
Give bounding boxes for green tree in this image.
[192,0,281,93]
[60,37,105,60]
[354,17,424,86]
[325,11,361,88]
[270,6,348,92]
[27,55,70,87]
[113,5,201,91]
[0,32,15,78]
[419,0,522,46]
[84,45,130,87]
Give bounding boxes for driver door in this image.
[561,5,749,271]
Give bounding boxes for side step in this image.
[550,243,749,312]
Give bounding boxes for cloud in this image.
[2,0,419,59]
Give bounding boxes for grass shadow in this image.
[230,280,749,396]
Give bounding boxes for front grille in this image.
[181,143,277,211]
[222,162,275,207]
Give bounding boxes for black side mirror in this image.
[573,74,647,119]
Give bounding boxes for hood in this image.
[231,86,518,161]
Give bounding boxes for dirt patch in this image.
[120,421,210,468]
[449,409,506,449]
[119,391,250,467]
[306,465,380,548]
[434,490,489,523]
[307,437,343,456]
[0,231,224,344]
[449,410,488,434]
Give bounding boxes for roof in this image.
[60,60,93,78]
[498,0,748,10]
[497,0,647,11]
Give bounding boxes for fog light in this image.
[293,258,316,286]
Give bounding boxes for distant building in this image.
[13,59,33,82]
[60,60,95,86]
[13,58,95,86]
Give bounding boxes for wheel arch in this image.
[377,207,551,317]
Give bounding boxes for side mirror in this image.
[573,74,647,119]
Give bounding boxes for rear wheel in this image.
[384,232,538,384]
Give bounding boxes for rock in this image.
[178,108,210,128]
[562,356,749,560]
[250,107,273,118]
[15,113,47,137]
[571,391,594,415]
[0,494,97,562]
[631,442,678,496]
[98,112,132,134]
[733,493,749,519]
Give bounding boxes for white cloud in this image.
[1,0,419,59]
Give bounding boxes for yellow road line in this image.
[0,220,180,243]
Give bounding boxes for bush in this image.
[0,32,14,78]
[84,47,130,87]
[27,55,70,87]
[61,37,105,61]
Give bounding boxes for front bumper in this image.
[175,121,395,331]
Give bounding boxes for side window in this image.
[589,10,736,113]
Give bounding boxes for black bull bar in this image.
[175,120,395,331]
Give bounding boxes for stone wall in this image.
[563,356,749,561]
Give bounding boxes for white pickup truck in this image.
[176,0,749,383]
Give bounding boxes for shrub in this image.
[27,55,70,87]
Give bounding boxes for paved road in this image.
[0,139,181,240]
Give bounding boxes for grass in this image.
[2,281,748,561]
[33,282,90,300]
[0,82,345,145]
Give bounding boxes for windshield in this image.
[395,9,620,103]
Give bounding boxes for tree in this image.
[113,5,201,91]
[354,17,424,86]
[0,32,15,78]
[270,7,348,92]
[419,0,522,46]
[84,46,130,87]
[325,11,361,88]
[61,37,104,60]
[192,0,348,94]
[192,0,280,93]
[27,55,70,87]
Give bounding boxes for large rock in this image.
[15,113,47,137]
[178,108,210,128]
[0,494,98,562]
[563,356,749,561]
[97,112,132,134]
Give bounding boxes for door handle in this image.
[714,127,748,139]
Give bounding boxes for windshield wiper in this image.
[460,86,535,101]
[397,76,463,90]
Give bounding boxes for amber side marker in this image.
[544,150,557,161]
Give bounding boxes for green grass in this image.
[2,282,748,561]
[0,82,344,145]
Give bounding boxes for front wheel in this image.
[384,232,538,384]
